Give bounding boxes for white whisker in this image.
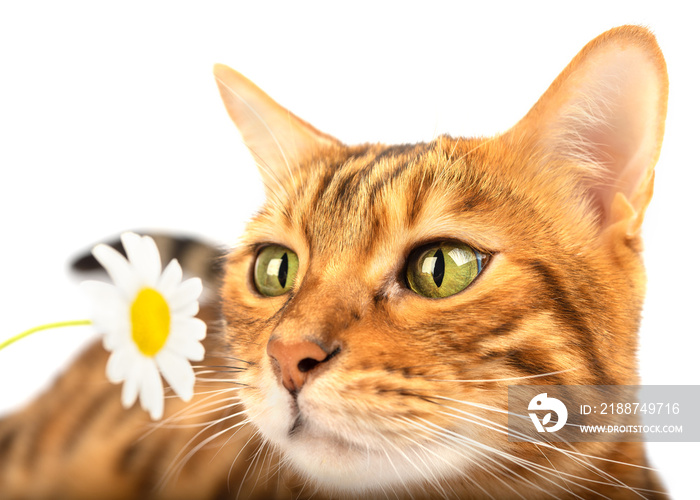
[415,415,590,499]
[235,430,269,500]
[429,367,579,383]
[402,415,552,499]
[155,401,243,429]
[389,415,510,499]
[159,416,250,490]
[138,387,240,441]
[428,401,657,496]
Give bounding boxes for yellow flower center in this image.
[130,288,170,357]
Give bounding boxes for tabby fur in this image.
[0,25,668,499]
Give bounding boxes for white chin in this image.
[269,422,468,495]
[243,379,472,494]
[285,428,393,493]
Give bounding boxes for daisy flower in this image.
[82,232,206,420]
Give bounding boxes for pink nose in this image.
[266,339,334,392]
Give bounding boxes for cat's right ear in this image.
[214,65,340,197]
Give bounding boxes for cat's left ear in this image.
[511,26,668,236]
[214,65,340,196]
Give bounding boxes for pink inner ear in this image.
[584,52,661,220]
[543,44,666,226]
[213,64,340,198]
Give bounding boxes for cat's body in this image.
[0,26,668,499]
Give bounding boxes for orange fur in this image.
[0,25,668,499]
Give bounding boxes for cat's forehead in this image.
[302,143,431,250]
[248,137,527,259]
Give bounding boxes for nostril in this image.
[325,346,341,362]
[267,340,341,392]
[297,357,320,373]
[297,346,341,373]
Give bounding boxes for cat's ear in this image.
[511,26,668,235]
[214,64,340,196]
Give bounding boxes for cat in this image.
[0,25,668,499]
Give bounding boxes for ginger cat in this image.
[0,25,668,499]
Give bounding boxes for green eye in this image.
[254,245,299,297]
[406,241,486,298]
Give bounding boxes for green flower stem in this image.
[0,320,92,352]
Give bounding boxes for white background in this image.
[0,2,697,498]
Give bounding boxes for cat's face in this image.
[219,138,643,493]
[217,26,667,495]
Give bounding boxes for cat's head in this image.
[216,26,667,495]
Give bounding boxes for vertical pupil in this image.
[278,252,289,288]
[432,248,445,287]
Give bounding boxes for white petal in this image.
[139,361,164,420]
[82,282,125,309]
[165,334,205,361]
[92,244,139,296]
[169,278,202,311]
[95,315,129,344]
[171,301,199,318]
[158,259,183,296]
[92,309,123,338]
[103,331,129,351]
[80,280,120,303]
[122,233,162,287]
[188,317,207,341]
[85,292,129,338]
[105,348,130,383]
[121,360,143,409]
[171,317,207,341]
[156,350,195,402]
